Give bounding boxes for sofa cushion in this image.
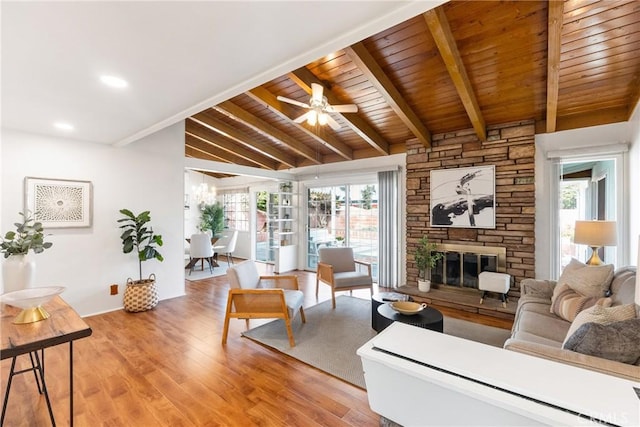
[608,267,637,306]
[553,259,614,302]
[520,279,555,299]
[563,318,640,365]
[562,303,637,347]
[515,309,570,344]
[549,283,611,322]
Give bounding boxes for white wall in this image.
[535,121,638,278]
[1,123,186,316]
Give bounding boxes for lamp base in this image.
[13,306,51,324]
[586,246,604,265]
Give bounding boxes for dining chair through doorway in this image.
[187,233,215,274]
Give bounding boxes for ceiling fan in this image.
[277,83,357,131]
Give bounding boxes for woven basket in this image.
[123,274,158,312]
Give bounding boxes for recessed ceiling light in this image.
[54,122,74,131]
[100,75,128,89]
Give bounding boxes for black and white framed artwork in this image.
[430,165,495,228]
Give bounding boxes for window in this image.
[222,192,249,231]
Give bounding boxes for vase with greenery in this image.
[199,202,224,236]
[414,236,442,292]
[1,211,53,292]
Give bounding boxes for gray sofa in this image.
[504,266,639,381]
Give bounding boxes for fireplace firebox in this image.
[429,244,506,290]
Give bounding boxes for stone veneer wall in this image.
[406,120,536,289]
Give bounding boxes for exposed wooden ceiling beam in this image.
[343,43,431,149]
[545,1,564,133]
[535,106,629,134]
[214,100,321,165]
[189,111,292,168]
[424,8,486,141]
[245,86,353,161]
[288,67,391,154]
[185,135,258,168]
[186,118,278,170]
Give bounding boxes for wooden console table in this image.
[1,296,92,426]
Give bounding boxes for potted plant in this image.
[414,236,443,292]
[117,209,163,312]
[1,211,53,293]
[199,202,224,236]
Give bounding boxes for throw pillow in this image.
[550,283,611,322]
[562,303,637,347]
[563,318,640,365]
[551,259,614,308]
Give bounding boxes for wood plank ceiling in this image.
[185,0,640,177]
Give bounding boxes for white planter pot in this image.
[418,279,431,292]
[2,254,36,293]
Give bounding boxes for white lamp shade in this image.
[573,220,617,246]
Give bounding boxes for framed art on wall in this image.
[430,165,495,229]
[24,177,93,228]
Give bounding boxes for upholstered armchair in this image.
[316,247,373,308]
[222,260,306,347]
[213,230,239,266]
[187,233,215,274]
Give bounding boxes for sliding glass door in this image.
[306,183,378,279]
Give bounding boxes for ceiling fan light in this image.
[318,112,328,126]
[307,110,317,126]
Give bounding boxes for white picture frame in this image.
[430,165,495,229]
[24,177,93,228]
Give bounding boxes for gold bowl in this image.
[389,301,427,315]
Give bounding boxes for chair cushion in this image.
[283,289,304,318]
[227,260,260,289]
[333,271,372,289]
[319,247,355,273]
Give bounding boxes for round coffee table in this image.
[375,303,443,333]
[371,292,413,330]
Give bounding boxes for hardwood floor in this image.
[1,262,512,426]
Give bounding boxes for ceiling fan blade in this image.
[276,95,309,109]
[326,104,358,113]
[326,114,342,131]
[311,83,324,103]
[293,111,312,123]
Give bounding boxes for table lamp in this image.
[573,220,617,265]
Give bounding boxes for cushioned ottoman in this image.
[479,271,510,307]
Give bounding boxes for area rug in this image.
[242,296,512,389]
[185,265,228,281]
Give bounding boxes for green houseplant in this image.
[117,209,163,312]
[414,236,443,292]
[199,202,224,236]
[1,211,53,258]
[1,211,53,292]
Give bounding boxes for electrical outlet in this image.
[110,284,118,295]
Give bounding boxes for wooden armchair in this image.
[316,247,373,308]
[222,260,305,347]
